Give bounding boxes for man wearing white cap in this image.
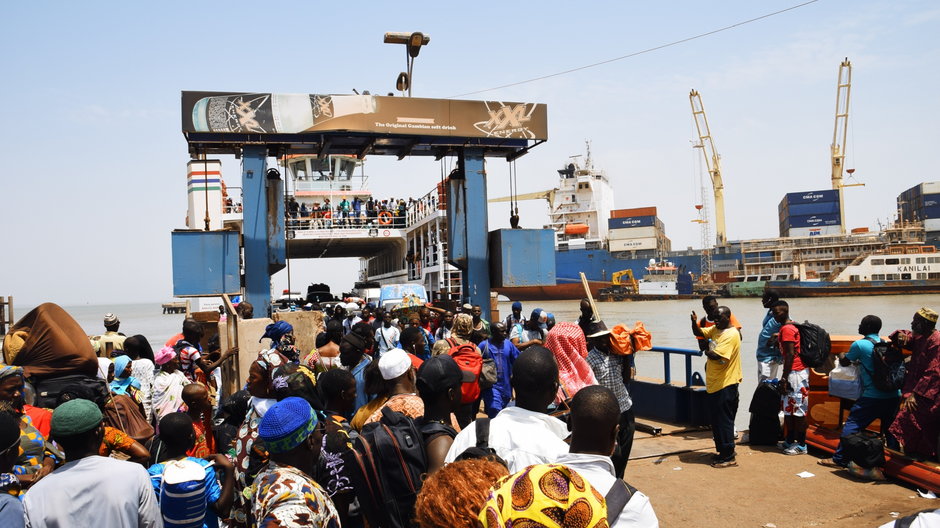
[343,302,362,335]
[364,349,424,425]
[93,313,126,358]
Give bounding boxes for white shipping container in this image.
[608,226,658,240]
[786,225,842,238]
[922,182,940,195]
[609,237,658,251]
[924,218,940,232]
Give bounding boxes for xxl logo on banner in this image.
[474,102,540,138]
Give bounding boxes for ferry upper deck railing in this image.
[405,187,445,225]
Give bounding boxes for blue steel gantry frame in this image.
[184,131,543,317]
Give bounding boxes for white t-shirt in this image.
[24,455,163,528]
[444,406,569,473]
[509,324,545,344]
[374,326,401,354]
[555,452,659,528]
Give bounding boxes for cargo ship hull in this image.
[492,281,608,301]
[766,279,940,297]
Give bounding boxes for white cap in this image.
[378,349,412,380]
[346,302,359,310]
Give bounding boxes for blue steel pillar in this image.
[447,148,490,309]
[241,145,274,317]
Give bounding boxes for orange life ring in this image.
[323,210,332,219]
[378,211,393,225]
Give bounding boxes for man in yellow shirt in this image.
[691,306,742,468]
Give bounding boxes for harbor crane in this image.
[831,58,860,234]
[690,89,727,246]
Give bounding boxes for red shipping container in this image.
[611,206,657,218]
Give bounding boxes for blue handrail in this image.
[648,346,703,388]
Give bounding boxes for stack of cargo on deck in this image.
[898,182,940,245]
[778,189,841,238]
[607,207,672,254]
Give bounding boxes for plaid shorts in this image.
[782,369,810,417]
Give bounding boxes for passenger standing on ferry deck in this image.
[123,335,157,423]
[504,301,526,329]
[818,315,901,469]
[889,307,940,460]
[773,300,810,455]
[374,311,400,356]
[479,322,520,418]
[371,307,385,331]
[444,346,569,472]
[434,310,455,341]
[432,313,473,356]
[94,312,126,357]
[343,302,361,334]
[23,399,162,527]
[339,330,373,414]
[176,318,235,384]
[691,306,742,467]
[756,290,783,381]
[510,309,547,351]
[555,386,659,527]
[471,305,491,338]
[585,321,635,477]
[696,295,743,352]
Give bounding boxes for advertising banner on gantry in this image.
[182,92,548,140]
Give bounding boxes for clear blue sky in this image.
[3,0,938,306]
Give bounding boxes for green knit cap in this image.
[51,399,102,437]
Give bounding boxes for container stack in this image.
[607,207,672,253]
[897,182,940,232]
[778,189,841,237]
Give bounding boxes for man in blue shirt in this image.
[339,331,373,414]
[818,315,901,468]
[756,289,783,381]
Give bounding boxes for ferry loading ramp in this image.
[175,92,549,315]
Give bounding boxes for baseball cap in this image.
[511,301,523,310]
[417,355,473,394]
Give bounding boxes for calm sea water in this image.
[14,294,940,428]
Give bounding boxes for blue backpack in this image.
[158,459,209,528]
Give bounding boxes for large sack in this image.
[2,303,97,379]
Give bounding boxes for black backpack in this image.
[35,374,110,409]
[748,381,782,445]
[842,431,886,468]
[793,322,832,371]
[345,406,427,528]
[865,337,906,392]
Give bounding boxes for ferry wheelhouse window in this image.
[884,258,900,265]
[871,259,884,265]
[930,273,940,280]
[929,257,940,264]
[901,258,911,264]
[917,257,927,264]
[917,273,928,280]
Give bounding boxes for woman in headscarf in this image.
[544,322,599,403]
[123,335,155,423]
[478,464,608,528]
[151,346,188,424]
[431,313,474,356]
[109,355,142,401]
[227,348,287,528]
[0,366,56,496]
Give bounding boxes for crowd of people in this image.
[285,193,440,230]
[688,290,940,474]
[1,292,938,527]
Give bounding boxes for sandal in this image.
[711,459,738,468]
[817,458,844,469]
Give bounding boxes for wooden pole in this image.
[579,272,601,322]
[221,294,240,396]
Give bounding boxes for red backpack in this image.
[446,338,482,404]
